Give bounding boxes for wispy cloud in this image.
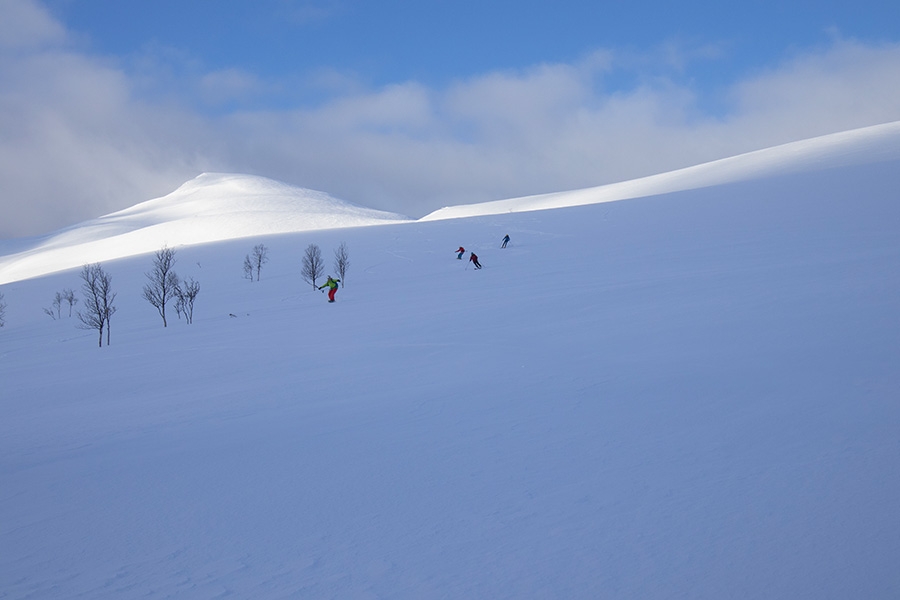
[2,0,900,238]
[0,1,218,237]
[726,39,900,142]
[0,0,66,50]
[222,38,900,215]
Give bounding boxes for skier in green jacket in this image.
[319,276,341,302]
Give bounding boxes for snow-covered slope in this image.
[2,121,899,285]
[1,124,899,598]
[422,120,900,220]
[0,173,410,284]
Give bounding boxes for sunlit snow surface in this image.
[422,120,900,220]
[1,122,899,599]
[0,173,410,285]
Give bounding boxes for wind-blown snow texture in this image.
[2,123,899,599]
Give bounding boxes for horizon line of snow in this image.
[418,120,900,221]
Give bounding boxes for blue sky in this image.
[47,0,900,107]
[2,0,900,237]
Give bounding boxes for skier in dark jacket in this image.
[456,246,465,259]
[501,234,510,248]
[318,276,341,302]
[469,252,482,269]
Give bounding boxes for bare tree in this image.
[77,265,105,345]
[0,291,6,327]
[62,288,77,316]
[100,275,116,346]
[45,289,78,319]
[77,263,117,347]
[44,291,63,319]
[174,277,200,324]
[301,243,324,289]
[243,244,269,282]
[250,244,269,281]
[333,242,350,287]
[142,246,180,327]
[243,254,254,281]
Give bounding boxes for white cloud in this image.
[0,0,66,50]
[272,38,900,214]
[0,3,214,238]
[2,1,900,238]
[311,82,436,133]
[726,39,900,144]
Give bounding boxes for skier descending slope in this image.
[456,246,465,259]
[469,252,482,269]
[318,276,341,302]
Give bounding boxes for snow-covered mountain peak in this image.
[2,120,899,599]
[2,121,899,285]
[0,173,410,284]
[94,172,409,232]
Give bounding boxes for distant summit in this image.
[99,173,411,238]
[0,173,410,284]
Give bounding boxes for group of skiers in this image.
[320,234,510,304]
[456,234,510,270]
[456,247,481,269]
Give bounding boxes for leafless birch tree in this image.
[77,263,117,347]
[301,243,324,289]
[243,243,270,282]
[174,277,200,324]
[243,254,254,281]
[45,289,78,319]
[251,244,269,281]
[44,291,63,319]
[142,246,180,327]
[62,288,77,316]
[333,242,350,287]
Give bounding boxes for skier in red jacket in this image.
[469,252,482,269]
[456,246,465,260]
